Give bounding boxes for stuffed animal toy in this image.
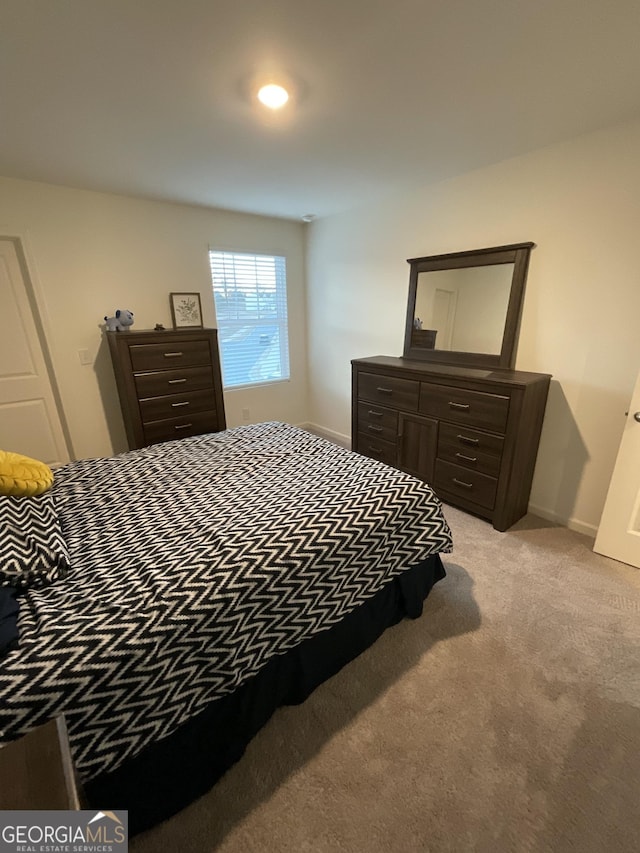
[104,309,134,332]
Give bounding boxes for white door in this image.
[593,369,640,568]
[0,239,70,466]
[433,288,457,350]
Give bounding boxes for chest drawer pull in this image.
[174,423,193,430]
[367,425,383,433]
[168,378,187,384]
[164,351,184,358]
[449,401,470,411]
[452,477,473,489]
[456,452,477,463]
[171,401,190,408]
[457,434,479,446]
[377,386,393,395]
[367,444,384,453]
[368,409,384,417]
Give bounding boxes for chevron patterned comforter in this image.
[0,422,451,781]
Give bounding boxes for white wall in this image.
[0,177,308,460]
[306,119,640,535]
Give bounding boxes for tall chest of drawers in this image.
[352,355,550,531]
[107,328,226,450]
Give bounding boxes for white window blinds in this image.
[208,251,290,389]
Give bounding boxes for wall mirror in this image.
[403,242,534,369]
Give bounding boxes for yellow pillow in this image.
[0,450,54,497]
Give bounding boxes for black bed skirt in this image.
[85,554,446,835]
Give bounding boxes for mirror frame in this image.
[403,242,534,369]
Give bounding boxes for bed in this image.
[0,422,452,833]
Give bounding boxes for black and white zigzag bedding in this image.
[0,422,452,781]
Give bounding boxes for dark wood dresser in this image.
[107,328,226,450]
[352,356,550,531]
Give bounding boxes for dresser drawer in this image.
[434,459,498,510]
[438,422,504,456]
[357,433,398,467]
[438,422,503,476]
[437,440,502,478]
[134,366,214,398]
[143,410,220,445]
[357,402,398,443]
[420,382,509,433]
[129,340,212,372]
[358,373,419,411]
[139,389,216,423]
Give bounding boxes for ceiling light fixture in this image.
[257,83,289,110]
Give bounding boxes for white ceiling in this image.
[2,0,640,221]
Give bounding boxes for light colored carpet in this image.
[131,506,640,852]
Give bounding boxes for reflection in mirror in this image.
[403,242,534,370]
[413,263,514,354]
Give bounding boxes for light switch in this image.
[78,349,92,365]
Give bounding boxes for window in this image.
[208,251,290,389]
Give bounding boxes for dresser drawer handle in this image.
[174,423,193,430]
[171,401,191,408]
[376,387,393,395]
[455,452,477,463]
[367,409,384,417]
[168,378,187,384]
[367,445,384,454]
[452,477,473,489]
[164,351,184,358]
[449,401,470,410]
[457,434,479,446]
[367,425,383,433]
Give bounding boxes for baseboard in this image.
[299,422,351,450]
[528,503,597,539]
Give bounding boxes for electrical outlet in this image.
[242,408,250,421]
[78,349,92,365]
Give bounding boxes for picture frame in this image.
[170,292,203,329]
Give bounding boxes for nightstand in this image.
[0,716,80,809]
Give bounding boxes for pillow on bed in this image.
[0,450,54,497]
[0,492,70,589]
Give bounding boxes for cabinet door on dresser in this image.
[398,413,438,482]
[107,328,226,450]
